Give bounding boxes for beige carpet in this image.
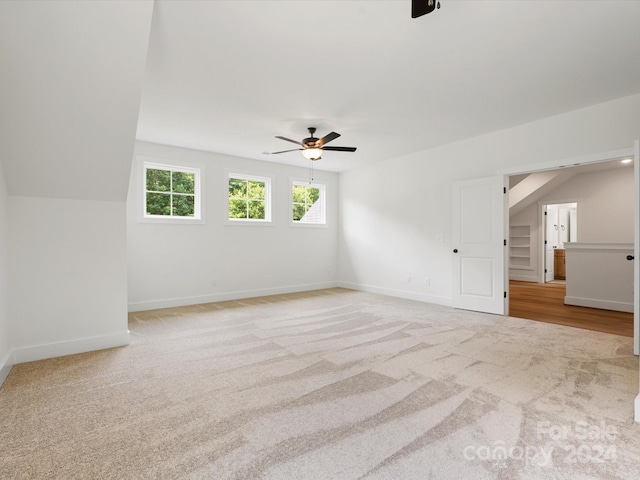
[1,288,639,479]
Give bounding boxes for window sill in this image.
[139,216,204,225]
[289,221,328,228]
[224,219,274,227]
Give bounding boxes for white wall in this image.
[509,165,634,282]
[571,167,634,243]
[338,93,640,303]
[128,142,339,311]
[0,160,10,385]
[8,197,129,363]
[0,1,152,367]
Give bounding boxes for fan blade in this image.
[268,148,303,155]
[321,146,357,152]
[318,131,340,146]
[275,135,303,146]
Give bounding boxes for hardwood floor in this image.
[509,280,633,337]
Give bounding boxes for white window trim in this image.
[225,171,273,225]
[289,179,327,227]
[139,157,204,224]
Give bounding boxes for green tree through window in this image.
[145,165,198,218]
[292,182,324,224]
[228,174,269,221]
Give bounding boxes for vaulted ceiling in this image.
[1,1,640,203]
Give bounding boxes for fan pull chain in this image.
[309,160,314,183]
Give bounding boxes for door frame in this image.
[544,204,554,283]
[539,200,579,284]
[498,146,637,355]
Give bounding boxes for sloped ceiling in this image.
[0,0,154,201]
[509,159,634,216]
[136,0,640,172]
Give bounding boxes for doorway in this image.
[501,143,640,354]
[543,202,577,283]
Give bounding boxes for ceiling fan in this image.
[266,127,357,161]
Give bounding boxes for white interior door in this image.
[545,249,555,282]
[634,140,639,355]
[452,176,507,315]
[545,206,555,282]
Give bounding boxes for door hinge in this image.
[544,240,547,245]
[544,211,548,215]
[545,268,547,273]
[503,187,507,194]
[504,291,507,298]
[504,239,507,246]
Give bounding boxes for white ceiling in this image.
[136,0,640,172]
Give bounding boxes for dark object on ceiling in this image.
[267,127,357,161]
[412,0,441,18]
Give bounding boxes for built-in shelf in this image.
[509,224,532,270]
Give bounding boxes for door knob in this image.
[627,255,635,261]
[453,249,458,253]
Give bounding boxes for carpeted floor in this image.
[1,288,639,479]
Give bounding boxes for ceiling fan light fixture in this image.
[270,127,355,161]
[302,148,322,161]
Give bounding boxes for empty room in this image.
[1,1,640,479]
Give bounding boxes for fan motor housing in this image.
[303,137,319,148]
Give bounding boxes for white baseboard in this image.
[564,296,633,313]
[0,351,12,388]
[128,282,338,312]
[11,331,130,365]
[636,394,640,423]
[337,281,453,307]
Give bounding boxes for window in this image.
[292,181,325,225]
[227,173,271,222]
[144,162,201,220]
